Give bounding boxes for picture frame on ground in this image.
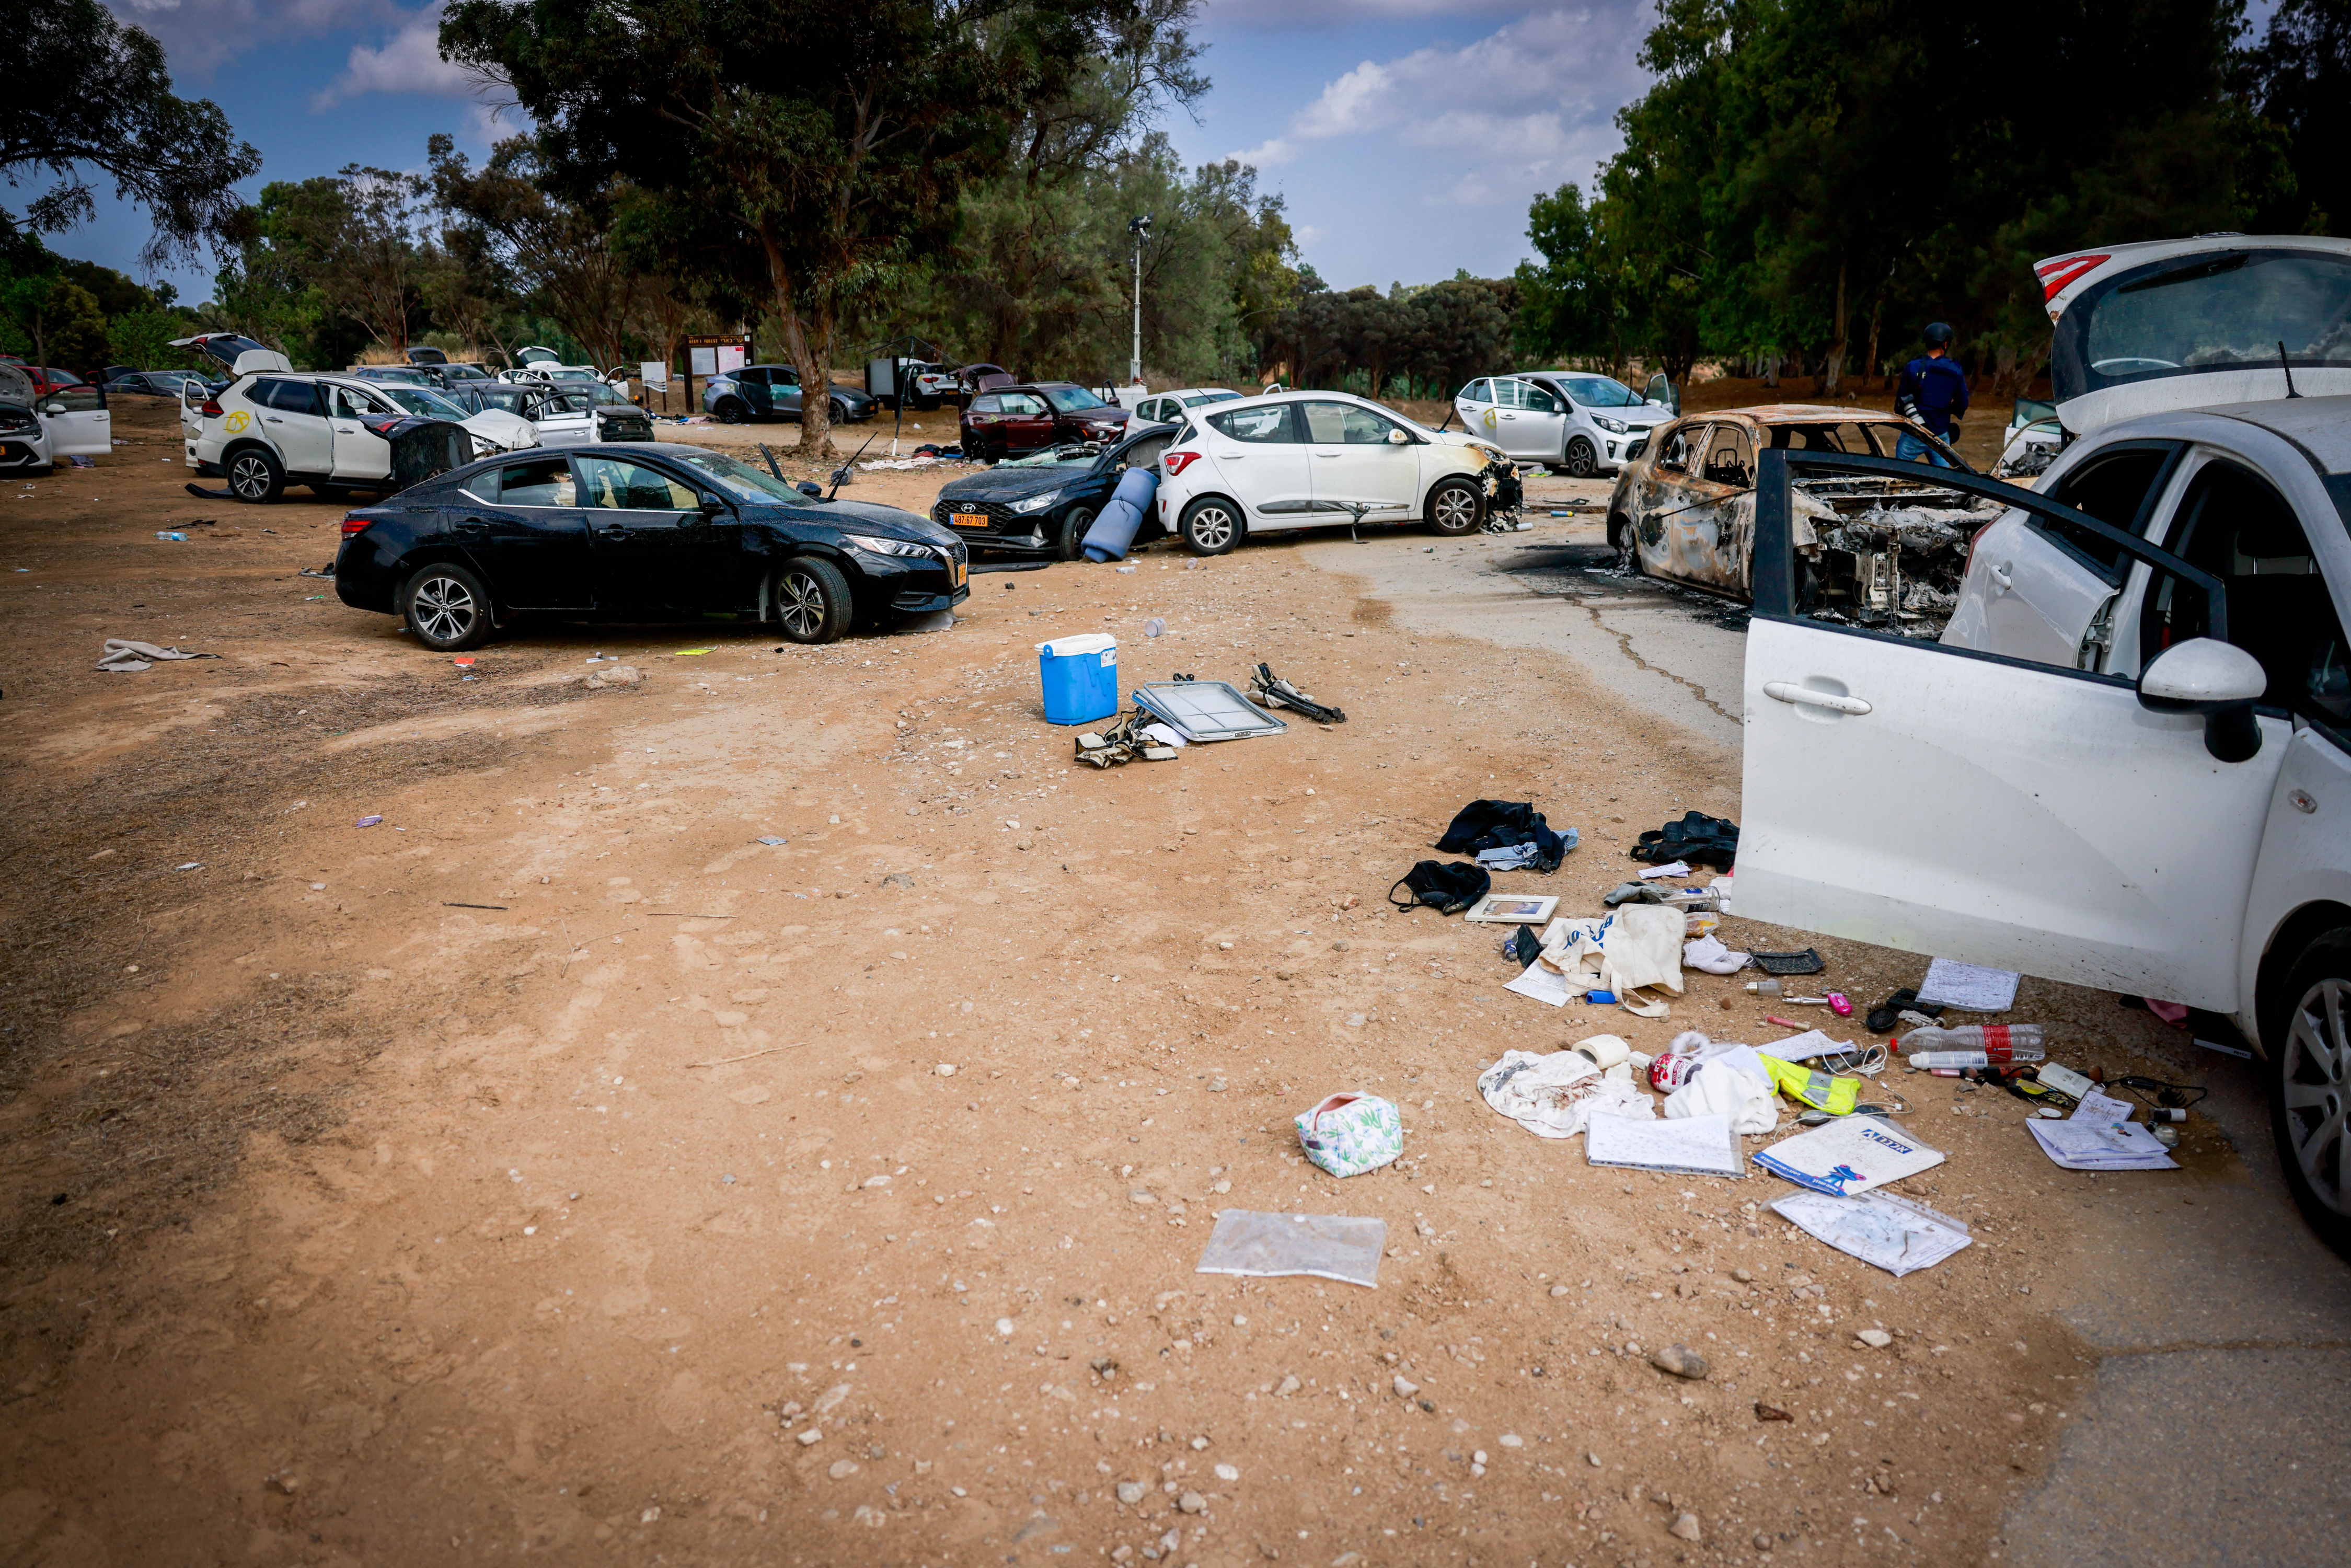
[1465,893,1559,925]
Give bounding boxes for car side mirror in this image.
[2137,638,2266,762]
[40,401,63,416]
[1386,428,1408,445]
[697,492,728,517]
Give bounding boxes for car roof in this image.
[2096,394,2351,476]
[1679,404,1908,427]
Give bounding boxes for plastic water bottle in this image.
[1903,1023,2045,1069]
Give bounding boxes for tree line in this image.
[1512,0,2351,398]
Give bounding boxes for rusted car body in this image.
[1605,405,1983,636]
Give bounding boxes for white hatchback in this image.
[182,366,521,501]
[1454,371,1675,476]
[1153,390,1513,554]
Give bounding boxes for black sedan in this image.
[335,444,969,651]
[930,421,1174,558]
[702,365,878,425]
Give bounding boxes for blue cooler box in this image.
[1037,633,1120,725]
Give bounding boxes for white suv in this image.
[1735,234,2351,1253]
[182,365,528,502]
[1153,390,1515,554]
[1453,371,1674,476]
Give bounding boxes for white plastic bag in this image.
[1478,1050,1655,1139]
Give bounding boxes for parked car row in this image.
[0,360,111,474]
[702,365,877,426]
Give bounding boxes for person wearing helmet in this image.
[1894,322,1968,466]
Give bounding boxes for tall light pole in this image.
[1127,213,1153,386]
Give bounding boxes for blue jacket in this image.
[1897,354,1969,435]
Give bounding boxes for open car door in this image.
[1737,449,2289,1011]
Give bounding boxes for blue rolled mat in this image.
[1081,466,1159,561]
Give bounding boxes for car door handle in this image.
[454,518,488,537]
[1763,681,1872,716]
[1313,449,1343,458]
[1989,561,2013,592]
[600,524,629,538]
[265,416,284,424]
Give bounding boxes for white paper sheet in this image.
[1505,959,1580,1008]
[1585,1111,1746,1177]
[2027,1119,2178,1171]
[1769,1191,1974,1277]
[1757,1029,1849,1063]
[1753,1115,1945,1195]
[1916,959,2021,1012]
[1638,860,1692,880]
[2069,1087,2136,1125]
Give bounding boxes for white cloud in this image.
[104,0,401,75]
[1202,0,1561,21]
[311,3,478,110]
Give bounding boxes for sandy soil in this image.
[0,399,2234,1567]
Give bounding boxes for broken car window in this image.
[2041,446,2177,579]
[577,457,698,512]
[497,457,575,508]
[2077,249,2351,391]
[1657,423,1709,473]
[1559,376,1643,408]
[1208,405,1296,443]
[1703,427,1755,486]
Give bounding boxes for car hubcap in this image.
[232,456,271,498]
[412,576,476,642]
[1433,487,1476,530]
[1191,508,1235,550]
[1567,440,1595,476]
[2283,976,2351,1215]
[779,572,826,637]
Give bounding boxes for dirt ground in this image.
[0,398,2238,1567]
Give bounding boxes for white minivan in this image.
[1736,234,2351,1254]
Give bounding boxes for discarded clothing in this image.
[1388,860,1490,915]
[1603,880,1717,909]
[1683,934,1751,974]
[1476,841,1546,872]
[1294,1093,1402,1178]
[1663,1045,1780,1134]
[1477,1049,1654,1139]
[1629,810,1739,870]
[97,638,220,673]
[1074,709,1178,768]
[1436,799,1573,872]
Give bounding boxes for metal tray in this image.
[1131,680,1288,742]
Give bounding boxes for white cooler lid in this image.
[1037,633,1117,656]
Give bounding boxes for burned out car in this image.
[1606,405,1979,635]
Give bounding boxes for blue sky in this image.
[63,1,1656,301]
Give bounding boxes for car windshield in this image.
[668,448,811,503]
[1558,375,1644,408]
[1040,386,1107,413]
[1000,443,1097,469]
[1192,390,1240,404]
[587,383,635,406]
[470,387,531,413]
[2064,248,2351,395]
[378,385,471,419]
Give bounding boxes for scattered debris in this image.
[1193,1210,1387,1288]
[96,638,219,673]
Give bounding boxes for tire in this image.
[2268,929,2351,1259]
[227,446,284,503]
[717,397,750,425]
[400,562,493,651]
[1054,505,1096,562]
[1562,436,1599,477]
[830,399,851,424]
[1608,509,1637,570]
[774,556,854,644]
[1425,476,1484,536]
[1179,496,1242,556]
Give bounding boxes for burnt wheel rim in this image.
[411,575,476,642]
[1565,439,1597,477]
[779,571,828,638]
[2282,976,2350,1215]
[230,454,273,499]
[1188,506,1236,550]
[1432,484,1478,532]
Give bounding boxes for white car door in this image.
[1455,379,1496,437]
[252,379,335,474]
[1943,440,2184,665]
[326,385,394,481]
[1202,402,1312,525]
[40,385,111,457]
[532,390,595,447]
[1512,379,1569,464]
[1300,399,1417,520]
[1738,448,2287,1011]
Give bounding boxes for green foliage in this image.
[1,0,261,269]
[108,309,197,370]
[2239,0,2351,235]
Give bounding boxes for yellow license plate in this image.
[950,511,990,529]
[954,560,968,588]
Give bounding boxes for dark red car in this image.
[960,382,1130,460]
[0,359,95,399]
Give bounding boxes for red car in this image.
[0,359,96,399]
[960,381,1130,460]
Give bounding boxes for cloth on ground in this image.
[1475,841,1546,871]
[1388,859,1490,914]
[1478,1049,1654,1139]
[1603,880,1719,909]
[98,638,220,673]
[1662,1043,1779,1134]
[1629,810,1739,870]
[1683,933,1751,974]
[1435,799,1574,873]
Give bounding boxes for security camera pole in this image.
[1127,214,1153,386]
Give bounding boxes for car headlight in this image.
[1009,488,1063,514]
[1592,415,1629,434]
[1465,441,1506,464]
[843,534,934,559]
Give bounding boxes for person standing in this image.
[1895,321,1968,466]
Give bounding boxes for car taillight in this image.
[361,414,405,435]
[1163,451,1202,476]
[199,397,222,417]
[1966,520,1996,566]
[340,514,371,537]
